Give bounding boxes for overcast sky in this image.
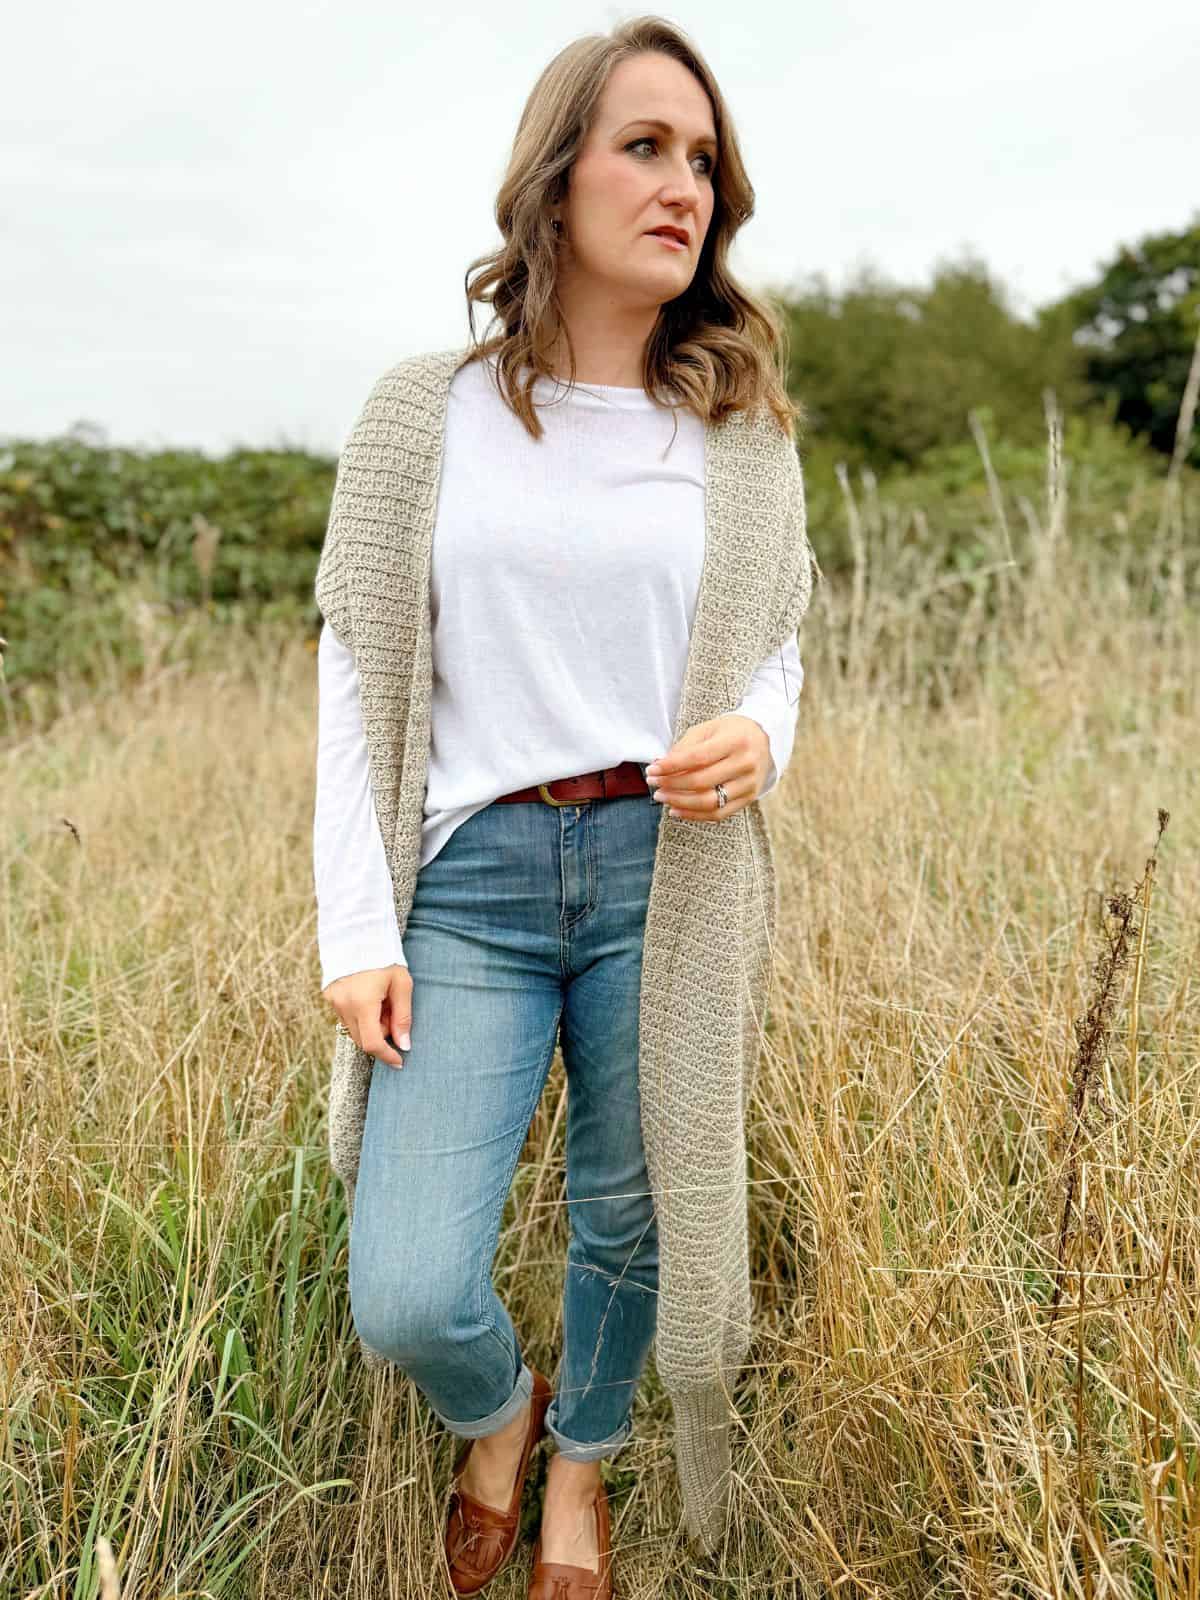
[3,0,1195,457]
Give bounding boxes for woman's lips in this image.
[646,230,687,251]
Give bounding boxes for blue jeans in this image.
[348,767,665,1462]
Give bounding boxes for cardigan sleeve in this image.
[313,457,355,653]
[314,374,396,652]
[314,621,408,989]
[715,440,815,800]
[770,442,820,654]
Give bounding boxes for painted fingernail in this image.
[399,1031,411,1050]
[668,808,683,819]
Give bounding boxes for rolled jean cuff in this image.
[544,1396,632,1462]
[430,1359,534,1440]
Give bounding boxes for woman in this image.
[312,17,818,1597]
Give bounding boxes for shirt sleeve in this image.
[718,629,805,799]
[314,621,408,989]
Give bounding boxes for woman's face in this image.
[557,52,718,311]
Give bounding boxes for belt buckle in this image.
[538,780,589,807]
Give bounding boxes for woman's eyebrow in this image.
[615,117,718,151]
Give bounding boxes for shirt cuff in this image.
[319,918,408,992]
[716,709,786,799]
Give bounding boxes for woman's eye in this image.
[626,137,713,176]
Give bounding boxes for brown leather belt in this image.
[493,759,651,807]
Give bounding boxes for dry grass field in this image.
[3,438,1197,1597]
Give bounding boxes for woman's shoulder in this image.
[340,347,473,445]
[720,398,799,479]
[358,346,469,402]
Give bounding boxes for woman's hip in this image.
[407,785,665,963]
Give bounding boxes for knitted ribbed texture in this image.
[314,347,816,1555]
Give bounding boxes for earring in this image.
[551,217,563,237]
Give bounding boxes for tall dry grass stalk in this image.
[1,407,1196,1597]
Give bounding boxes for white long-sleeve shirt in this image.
[314,356,805,990]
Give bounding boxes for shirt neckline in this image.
[534,377,661,411]
[503,356,671,412]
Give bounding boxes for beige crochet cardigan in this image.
[314,346,817,1554]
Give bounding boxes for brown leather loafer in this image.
[443,1366,553,1596]
[527,1480,616,1599]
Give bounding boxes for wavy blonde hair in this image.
[457,15,803,443]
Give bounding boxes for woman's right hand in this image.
[322,964,412,1068]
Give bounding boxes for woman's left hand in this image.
[645,715,771,822]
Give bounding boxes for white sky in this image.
[3,0,1196,456]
